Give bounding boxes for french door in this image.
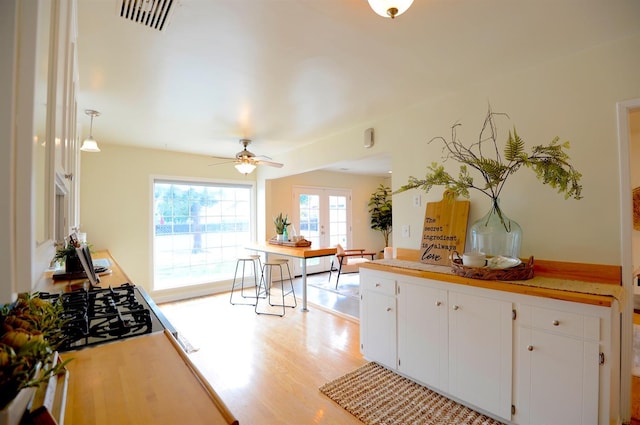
[291,186,352,275]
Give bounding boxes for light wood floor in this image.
[159,291,367,425]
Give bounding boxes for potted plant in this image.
[368,184,393,252]
[0,293,71,424]
[396,105,583,258]
[274,213,291,241]
[53,239,83,272]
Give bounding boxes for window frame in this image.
[150,175,256,293]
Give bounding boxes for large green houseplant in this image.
[368,184,393,248]
[397,106,583,257]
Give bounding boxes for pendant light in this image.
[80,109,101,152]
[368,0,414,19]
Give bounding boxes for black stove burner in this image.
[39,283,164,351]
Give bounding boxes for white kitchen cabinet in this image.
[513,305,601,425]
[360,266,619,425]
[397,281,448,390]
[359,274,396,369]
[396,278,512,420]
[448,290,513,420]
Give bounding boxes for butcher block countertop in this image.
[61,330,238,425]
[37,251,238,425]
[364,248,624,308]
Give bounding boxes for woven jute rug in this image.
[320,362,506,425]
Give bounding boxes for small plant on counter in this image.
[274,213,291,235]
[0,293,71,410]
[53,237,91,264]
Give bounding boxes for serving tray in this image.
[451,256,534,281]
[268,237,312,247]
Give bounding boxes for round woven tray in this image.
[451,256,534,281]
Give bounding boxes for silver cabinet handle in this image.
[453,305,460,311]
[436,301,442,307]
[527,345,534,351]
[386,307,392,312]
[552,320,559,326]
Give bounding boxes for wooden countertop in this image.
[38,251,238,425]
[62,330,237,425]
[246,242,336,258]
[37,250,134,293]
[362,258,624,308]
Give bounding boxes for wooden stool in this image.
[230,254,262,306]
[255,258,297,316]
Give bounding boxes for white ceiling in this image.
[76,0,640,176]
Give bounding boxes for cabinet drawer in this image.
[362,277,396,296]
[521,305,600,340]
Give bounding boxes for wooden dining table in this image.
[245,242,337,311]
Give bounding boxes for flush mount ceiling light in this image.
[80,109,101,152]
[368,0,414,19]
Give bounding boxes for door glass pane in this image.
[329,195,348,248]
[299,193,320,248]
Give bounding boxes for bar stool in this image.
[255,258,297,316]
[230,254,263,306]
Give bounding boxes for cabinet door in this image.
[397,282,448,391]
[360,289,396,369]
[448,291,513,420]
[515,327,599,425]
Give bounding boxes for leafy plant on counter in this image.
[274,213,291,235]
[0,293,72,409]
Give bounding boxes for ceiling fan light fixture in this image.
[235,161,256,175]
[368,0,414,19]
[81,109,101,152]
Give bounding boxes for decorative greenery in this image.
[396,106,583,228]
[274,213,291,235]
[0,293,72,409]
[53,239,81,264]
[368,184,393,247]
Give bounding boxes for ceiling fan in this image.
[210,139,284,175]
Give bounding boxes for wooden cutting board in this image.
[420,191,470,265]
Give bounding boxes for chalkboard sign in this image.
[420,191,470,265]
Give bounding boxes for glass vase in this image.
[470,199,522,258]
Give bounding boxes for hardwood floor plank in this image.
[160,292,367,424]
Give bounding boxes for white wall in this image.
[81,34,640,291]
[79,143,248,297]
[80,143,392,296]
[264,33,640,266]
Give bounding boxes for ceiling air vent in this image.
[119,0,176,31]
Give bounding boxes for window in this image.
[152,178,254,291]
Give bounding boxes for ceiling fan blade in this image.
[255,159,284,168]
[208,158,235,167]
